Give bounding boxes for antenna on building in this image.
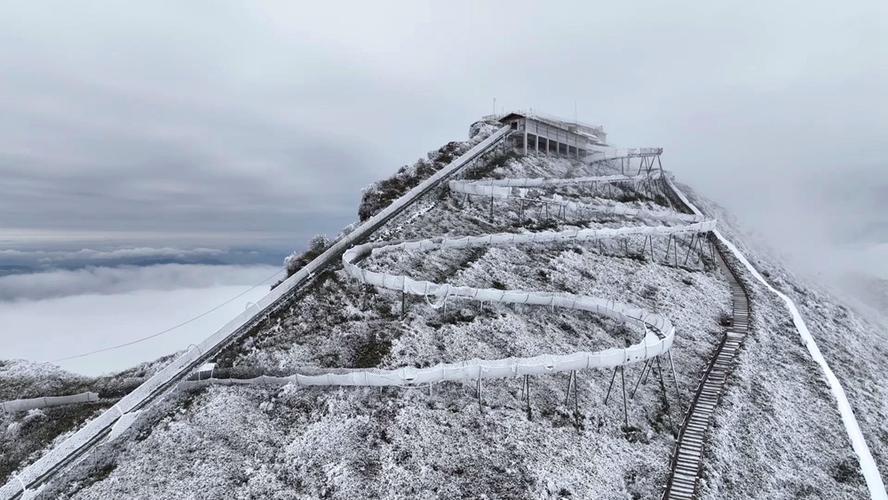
[492,97,496,116]
[574,101,578,124]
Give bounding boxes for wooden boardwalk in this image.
[662,245,750,500]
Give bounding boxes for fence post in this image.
[477,366,483,409]
[604,367,618,404]
[631,359,651,398]
[564,370,576,406]
[620,366,629,428]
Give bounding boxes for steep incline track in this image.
[193,153,717,388]
[3,134,722,499]
[0,126,512,500]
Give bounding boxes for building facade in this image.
[499,112,607,158]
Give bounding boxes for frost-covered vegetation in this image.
[283,234,331,278]
[37,131,739,499]
[681,186,884,499]
[357,122,500,223]
[0,361,107,486]
[6,123,886,498]
[0,354,184,488]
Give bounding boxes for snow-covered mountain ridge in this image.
[2,119,886,499]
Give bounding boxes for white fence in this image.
[450,174,649,197]
[663,174,887,500]
[587,147,663,158]
[0,126,513,500]
[1,393,99,413]
[449,173,705,224]
[1,129,724,499]
[169,158,717,390]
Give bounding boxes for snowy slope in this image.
[679,185,888,499]
[6,121,886,499]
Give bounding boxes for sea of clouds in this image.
[0,247,283,376]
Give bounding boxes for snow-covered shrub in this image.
[468,119,500,140]
[283,234,331,278]
[461,150,519,181]
[358,141,469,222]
[1,401,109,485]
[356,118,509,222]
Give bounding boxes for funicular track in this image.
[0,126,513,500]
[4,126,728,500]
[7,119,886,500]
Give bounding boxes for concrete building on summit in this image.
[499,112,608,158]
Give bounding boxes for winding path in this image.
[0,126,514,500]
[310,153,716,386]
[180,157,714,389]
[8,126,884,500]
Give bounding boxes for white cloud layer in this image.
[0,264,279,375]
[1,1,884,257]
[0,246,224,265]
[0,2,885,324]
[0,264,280,302]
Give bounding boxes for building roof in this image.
[498,112,527,123]
[499,111,605,143]
[499,111,603,134]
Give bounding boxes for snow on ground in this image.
[39,144,739,499]
[681,184,887,498]
[0,361,111,487]
[10,128,885,498]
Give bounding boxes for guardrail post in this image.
[521,374,531,415]
[604,367,618,404]
[631,359,650,398]
[655,356,676,435]
[620,366,629,428]
[564,370,576,406]
[667,351,684,412]
[572,371,579,417]
[663,235,673,265]
[476,366,483,410]
[683,233,697,266]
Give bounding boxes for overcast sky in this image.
[1,1,886,277]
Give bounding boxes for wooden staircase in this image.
[663,244,750,499]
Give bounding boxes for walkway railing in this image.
[0,126,513,500]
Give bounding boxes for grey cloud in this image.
[0,263,278,302]
[0,247,223,261]
[0,0,886,283]
[0,246,291,279]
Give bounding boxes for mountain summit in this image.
[2,116,886,500]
